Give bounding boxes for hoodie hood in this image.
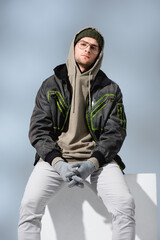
[66,26,104,79]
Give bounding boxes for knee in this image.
[20,197,34,214]
[19,194,44,219]
[127,193,135,209]
[118,193,135,217]
[18,195,44,229]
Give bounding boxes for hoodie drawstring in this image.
[72,66,77,113]
[88,72,92,114]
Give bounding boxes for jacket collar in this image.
[54,64,111,90]
[91,69,111,91]
[54,64,69,82]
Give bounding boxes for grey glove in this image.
[67,160,96,188]
[54,160,84,187]
[68,175,84,188]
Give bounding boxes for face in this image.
[74,37,99,73]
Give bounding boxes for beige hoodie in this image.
[57,27,104,163]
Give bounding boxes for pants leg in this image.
[90,161,136,240]
[18,160,64,240]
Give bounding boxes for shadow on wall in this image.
[41,174,158,240]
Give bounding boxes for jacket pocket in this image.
[47,91,70,132]
[91,94,116,131]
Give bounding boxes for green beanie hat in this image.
[74,28,104,50]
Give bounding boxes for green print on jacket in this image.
[47,91,70,131]
[117,103,126,130]
[86,94,116,142]
[91,94,116,120]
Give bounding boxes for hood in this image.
[66,27,104,78]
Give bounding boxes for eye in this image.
[91,46,96,50]
[91,45,98,51]
[80,42,87,47]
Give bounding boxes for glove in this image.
[54,160,84,187]
[68,175,84,188]
[67,160,96,188]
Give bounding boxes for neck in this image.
[77,63,92,73]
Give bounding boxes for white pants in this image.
[18,160,135,240]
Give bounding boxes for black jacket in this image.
[29,64,126,169]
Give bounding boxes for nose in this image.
[85,45,91,53]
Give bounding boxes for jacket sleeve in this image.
[29,81,62,165]
[91,86,127,167]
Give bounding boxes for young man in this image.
[18,27,135,240]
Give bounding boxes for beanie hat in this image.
[74,28,104,50]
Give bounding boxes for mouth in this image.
[81,54,90,59]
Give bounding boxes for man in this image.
[18,27,135,240]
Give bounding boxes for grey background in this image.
[1,0,160,239]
